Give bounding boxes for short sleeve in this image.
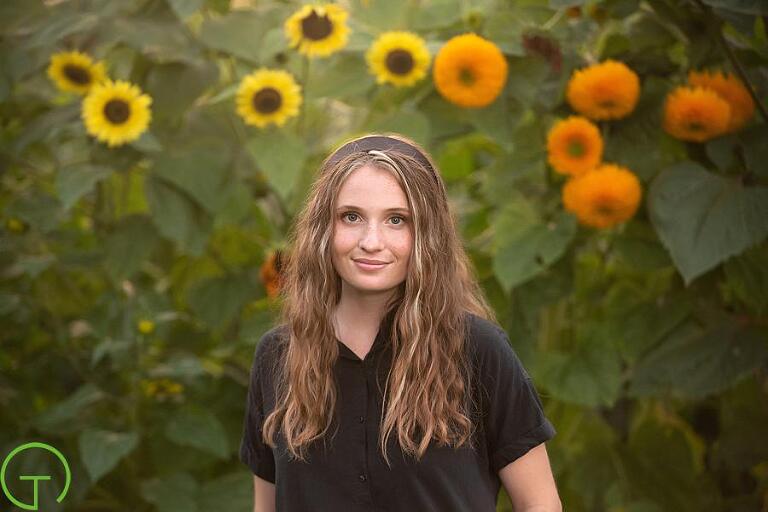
[238,332,277,483]
[478,324,556,473]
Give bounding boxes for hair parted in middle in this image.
[262,132,497,467]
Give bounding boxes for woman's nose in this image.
[359,223,385,250]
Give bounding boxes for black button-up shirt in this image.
[239,312,556,511]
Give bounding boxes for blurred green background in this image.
[1,0,767,511]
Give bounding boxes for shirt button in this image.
[358,415,365,423]
[359,473,367,482]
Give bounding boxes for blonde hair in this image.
[262,132,496,467]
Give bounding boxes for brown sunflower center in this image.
[104,99,131,124]
[686,122,705,132]
[301,10,333,40]
[385,49,414,75]
[63,64,91,85]
[459,68,475,86]
[567,139,586,157]
[253,88,282,114]
[593,197,617,217]
[598,100,616,110]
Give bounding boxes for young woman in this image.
[240,133,561,512]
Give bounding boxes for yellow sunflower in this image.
[566,60,640,120]
[284,3,350,58]
[433,33,508,108]
[687,70,755,132]
[546,116,603,176]
[663,86,731,142]
[562,163,642,229]
[236,69,302,128]
[47,50,107,95]
[366,31,431,87]
[82,80,152,147]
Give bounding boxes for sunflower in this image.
[663,86,730,142]
[82,80,152,147]
[687,70,755,132]
[366,31,431,87]
[546,116,603,176]
[566,60,640,120]
[236,69,302,128]
[259,249,284,298]
[284,3,350,58]
[433,33,508,108]
[47,50,107,95]
[562,163,642,229]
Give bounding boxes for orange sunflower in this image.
[546,116,603,176]
[562,163,642,229]
[687,70,754,132]
[260,249,283,298]
[566,60,640,120]
[663,86,731,142]
[433,33,508,108]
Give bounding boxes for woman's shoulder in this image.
[464,312,511,357]
[252,324,289,375]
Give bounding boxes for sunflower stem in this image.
[693,0,768,125]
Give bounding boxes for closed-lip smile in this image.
[354,258,388,265]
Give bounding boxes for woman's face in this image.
[332,164,413,300]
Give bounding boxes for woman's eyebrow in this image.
[336,205,410,213]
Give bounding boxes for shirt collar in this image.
[336,309,396,362]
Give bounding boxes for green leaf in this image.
[145,176,211,256]
[722,242,768,316]
[247,130,307,202]
[145,60,218,120]
[103,215,160,281]
[141,472,198,512]
[164,408,229,459]
[198,473,252,512]
[112,18,199,62]
[624,407,719,510]
[307,54,375,99]
[648,161,768,284]
[55,165,111,210]
[701,0,768,15]
[493,199,577,290]
[79,429,138,483]
[629,321,768,399]
[410,0,463,30]
[167,0,204,19]
[34,383,105,432]
[199,10,283,62]
[367,109,431,147]
[187,274,255,329]
[150,148,230,214]
[538,343,622,407]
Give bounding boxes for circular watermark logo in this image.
[1,442,71,511]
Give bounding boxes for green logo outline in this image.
[1,442,71,511]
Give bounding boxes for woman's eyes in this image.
[341,212,408,225]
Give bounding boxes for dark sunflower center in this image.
[63,64,91,85]
[567,139,586,157]
[687,122,704,132]
[253,87,282,114]
[104,99,131,124]
[593,198,616,216]
[301,10,333,40]
[598,100,616,109]
[459,67,475,86]
[385,49,414,75]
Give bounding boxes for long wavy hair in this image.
[262,132,496,467]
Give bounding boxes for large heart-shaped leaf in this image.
[79,429,138,483]
[648,161,768,284]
